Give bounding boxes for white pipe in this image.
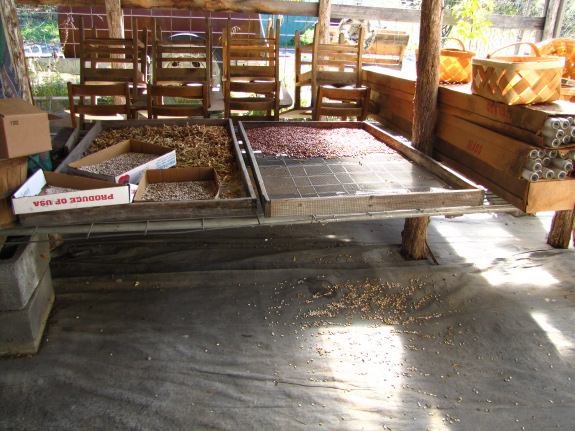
[542,127,565,138]
[551,158,574,171]
[544,137,561,148]
[540,167,555,180]
[542,157,552,167]
[538,149,547,158]
[544,117,562,130]
[563,135,572,145]
[546,150,558,159]
[522,169,539,182]
[551,169,567,180]
[524,159,542,172]
[557,117,571,129]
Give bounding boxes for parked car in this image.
[24,43,64,59]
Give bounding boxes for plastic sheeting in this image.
[1,212,575,430]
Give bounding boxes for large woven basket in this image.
[537,38,575,79]
[440,38,475,83]
[471,42,565,105]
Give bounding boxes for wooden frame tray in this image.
[239,121,485,218]
[17,119,257,227]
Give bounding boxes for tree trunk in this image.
[105,0,125,106]
[317,0,332,44]
[2,0,33,102]
[400,0,443,260]
[547,209,575,249]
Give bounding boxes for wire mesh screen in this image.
[254,152,450,200]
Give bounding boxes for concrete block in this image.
[0,235,51,311]
[0,266,54,356]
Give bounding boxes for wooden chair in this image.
[147,83,209,119]
[312,86,371,121]
[67,82,131,129]
[79,16,148,105]
[223,18,281,121]
[294,24,364,110]
[151,17,213,109]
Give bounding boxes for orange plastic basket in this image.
[440,38,475,83]
[538,38,575,79]
[471,42,565,105]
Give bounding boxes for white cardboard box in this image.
[67,139,176,184]
[12,170,134,215]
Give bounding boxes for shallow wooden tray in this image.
[239,121,485,218]
[18,119,257,227]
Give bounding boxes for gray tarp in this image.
[1,212,574,430]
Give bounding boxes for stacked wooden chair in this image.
[68,17,148,128]
[147,17,212,118]
[294,24,365,111]
[223,18,281,121]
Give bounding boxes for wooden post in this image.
[400,0,443,260]
[105,0,125,106]
[547,209,574,249]
[541,0,562,40]
[317,0,332,45]
[2,0,33,102]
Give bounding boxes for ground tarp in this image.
[1,212,575,430]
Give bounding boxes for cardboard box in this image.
[0,98,52,159]
[12,170,134,215]
[134,167,220,202]
[67,139,176,184]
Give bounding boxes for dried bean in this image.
[245,126,396,158]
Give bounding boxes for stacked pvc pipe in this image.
[522,148,574,182]
[542,116,575,148]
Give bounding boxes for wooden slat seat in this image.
[67,82,131,129]
[146,83,209,119]
[312,86,371,121]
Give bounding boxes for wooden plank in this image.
[363,69,416,95]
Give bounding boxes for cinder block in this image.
[0,235,51,311]
[0,266,54,356]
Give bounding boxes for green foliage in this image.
[453,0,494,46]
[29,70,78,98]
[17,6,60,44]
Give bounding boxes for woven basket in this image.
[537,38,575,79]
[440,38,475,83]
[471,42,565,105]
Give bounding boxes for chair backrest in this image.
[311,24,364,88]
[147,83,209,119]
[223,18,281,121]
[312,86,371,121]
[67,82,131,129]
[151,17,212,87]
[79,17,148,101]
[223,18,280,82]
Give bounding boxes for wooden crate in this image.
[17,119,257,227]
[239,121,484,218]
[435,139,575,213]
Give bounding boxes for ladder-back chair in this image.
[79,17,148,104]
[294,24,365,110]
[223,18,281,121]
[151,17,213,109]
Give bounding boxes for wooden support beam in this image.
[317,0,331,45]
[400,0,443,261]
[547,209,574,249]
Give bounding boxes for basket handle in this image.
[442,37,466,50]
[487,42,541,59]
